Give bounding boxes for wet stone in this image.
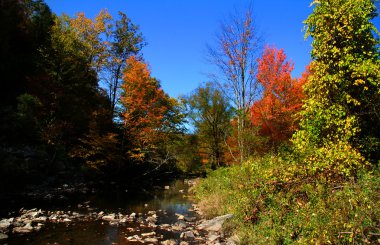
[184,216,196,222]
[13,223,34,234]
[0,219,12,230]
[0,233,8,241]
[102,214,115,221]
[160,224,171,229]
[144,237,158,244]
[141,231,156,237]
[161,239,177,245]
[180,231,195,240]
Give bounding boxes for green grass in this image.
[194,154,380,244]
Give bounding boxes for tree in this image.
[67,10,145,118]
[0,0,54,144]
[69,10,112,72]
[292,0,380,179]
[207,7,261,163]
[250,46,306,150]
[121,56,180,152]
[184,82,233,169]
[105,12,145,118]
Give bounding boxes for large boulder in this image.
[197,214,234,232]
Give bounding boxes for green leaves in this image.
[293,0,380,176]
[184,82,233,168]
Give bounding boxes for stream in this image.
[0,179,217,245]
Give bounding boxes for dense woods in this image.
[0,0,183,189]
[0,0,379,243]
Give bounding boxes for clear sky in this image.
[44,0,380,98]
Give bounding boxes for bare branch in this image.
[206,6,262,163]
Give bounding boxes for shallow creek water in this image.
[3,179,199,245]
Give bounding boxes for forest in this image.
[0,0,379,244]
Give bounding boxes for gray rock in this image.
[109,220,119,226]
[144,237,158,244]
[160,224,171,229]
[161,239,177,245]
[33,216,47,223]
[101,214,115,221]
[0,218,12,230]
[13,223,34,233]
[172,220,187,231]
[0,233,8,241]
[146,215,157,224]
[49,214,58,221]
[197,214,234,232]
[12,220,24,227]
[175,220,187,228]
[176,213,185,220]
[180,231,195,240]
[208,234,220,242]
[141,231,156,237]
[126,234,142,242]
[171,225,184,231]
[184,216,196,222]
[119,217,128,223]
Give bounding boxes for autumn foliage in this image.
[121,56,172,149]
[250,46,307,148]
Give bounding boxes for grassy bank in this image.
[194,154,380,244]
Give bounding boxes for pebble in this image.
[141,231,156,237]
[180,231,195,240]
[144,237,158,244]
[161,239,177,245]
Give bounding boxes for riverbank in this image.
[193,157,380,244]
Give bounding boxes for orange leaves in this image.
[121,56,171,147]
[251,46,307,148]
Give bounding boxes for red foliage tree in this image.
[250,46,308,149]
[121,56,171,150]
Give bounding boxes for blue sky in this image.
[45,0,380,98]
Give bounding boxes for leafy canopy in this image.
[292,0,380,179]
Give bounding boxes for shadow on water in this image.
[4,179,198,245]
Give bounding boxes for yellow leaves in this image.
[345,94,360,106]
[353,79,365,86]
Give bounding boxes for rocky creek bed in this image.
[0,179,236,244]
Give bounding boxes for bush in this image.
[195,154,380,244]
